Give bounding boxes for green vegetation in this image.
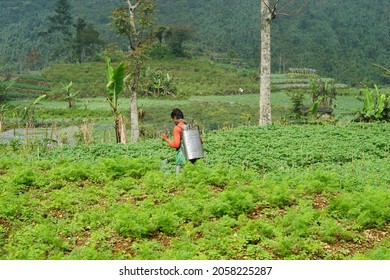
[39,59,261,97]
[354,85,390,122]
[60,81,79,109]
[6,59,349,99]
[0,123,389,260]
[105,57,127,143]
[0,80,14,103]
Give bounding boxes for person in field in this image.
[162,108,203,174]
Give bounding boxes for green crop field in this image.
[0,123,389,260]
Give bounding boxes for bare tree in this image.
[259,0,306,125]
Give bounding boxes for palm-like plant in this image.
[144,67,176,97]
[106,57,127,143]
[21,94,46,127]
[357,85,389,122]
[60,81,79,108]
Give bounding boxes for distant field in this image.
[1,57,386,143]
[3,92,362,137]
[5,58,350,98]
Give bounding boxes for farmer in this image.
[162,108,203,174]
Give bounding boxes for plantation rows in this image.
[0,123,389,260]
[22,122,390,172]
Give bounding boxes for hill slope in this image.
[0,0,389,85]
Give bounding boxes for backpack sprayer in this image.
[181,124,204,160]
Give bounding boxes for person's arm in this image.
[162,125,182,148]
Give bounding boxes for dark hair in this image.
[171,108,184,119]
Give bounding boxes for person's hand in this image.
[162,133,169,141]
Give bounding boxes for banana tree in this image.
[60,81,79,108]
[21,94,46,128]
[106,57,127,143]
[144,67,175,97]
[362,85,387,121]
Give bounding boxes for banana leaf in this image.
[363,88,374,118]
[106,57,125,111]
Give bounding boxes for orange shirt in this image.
[166,122,185,149]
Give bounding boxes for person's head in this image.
[170,108,184,123]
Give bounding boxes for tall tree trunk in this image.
[127,0,141,142]
[130,89,139,142]
[259,0,272,125]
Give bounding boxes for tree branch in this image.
[278,0,308,17]
[127,0,141,11]
[261,0,273,14]
[261,0,309,19]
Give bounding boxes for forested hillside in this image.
[0,0,389,85]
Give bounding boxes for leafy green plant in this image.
[105,57,128,143]
[4,223,69,259]
[20,94,46,127]
[60,81,79,108]
[354,85,390,122]
[308,78,336,118]
[113,206,156,239]
[142,67,177,97]
[152,211,180,236]
[209,187,256,217]
[288,92,306,121]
